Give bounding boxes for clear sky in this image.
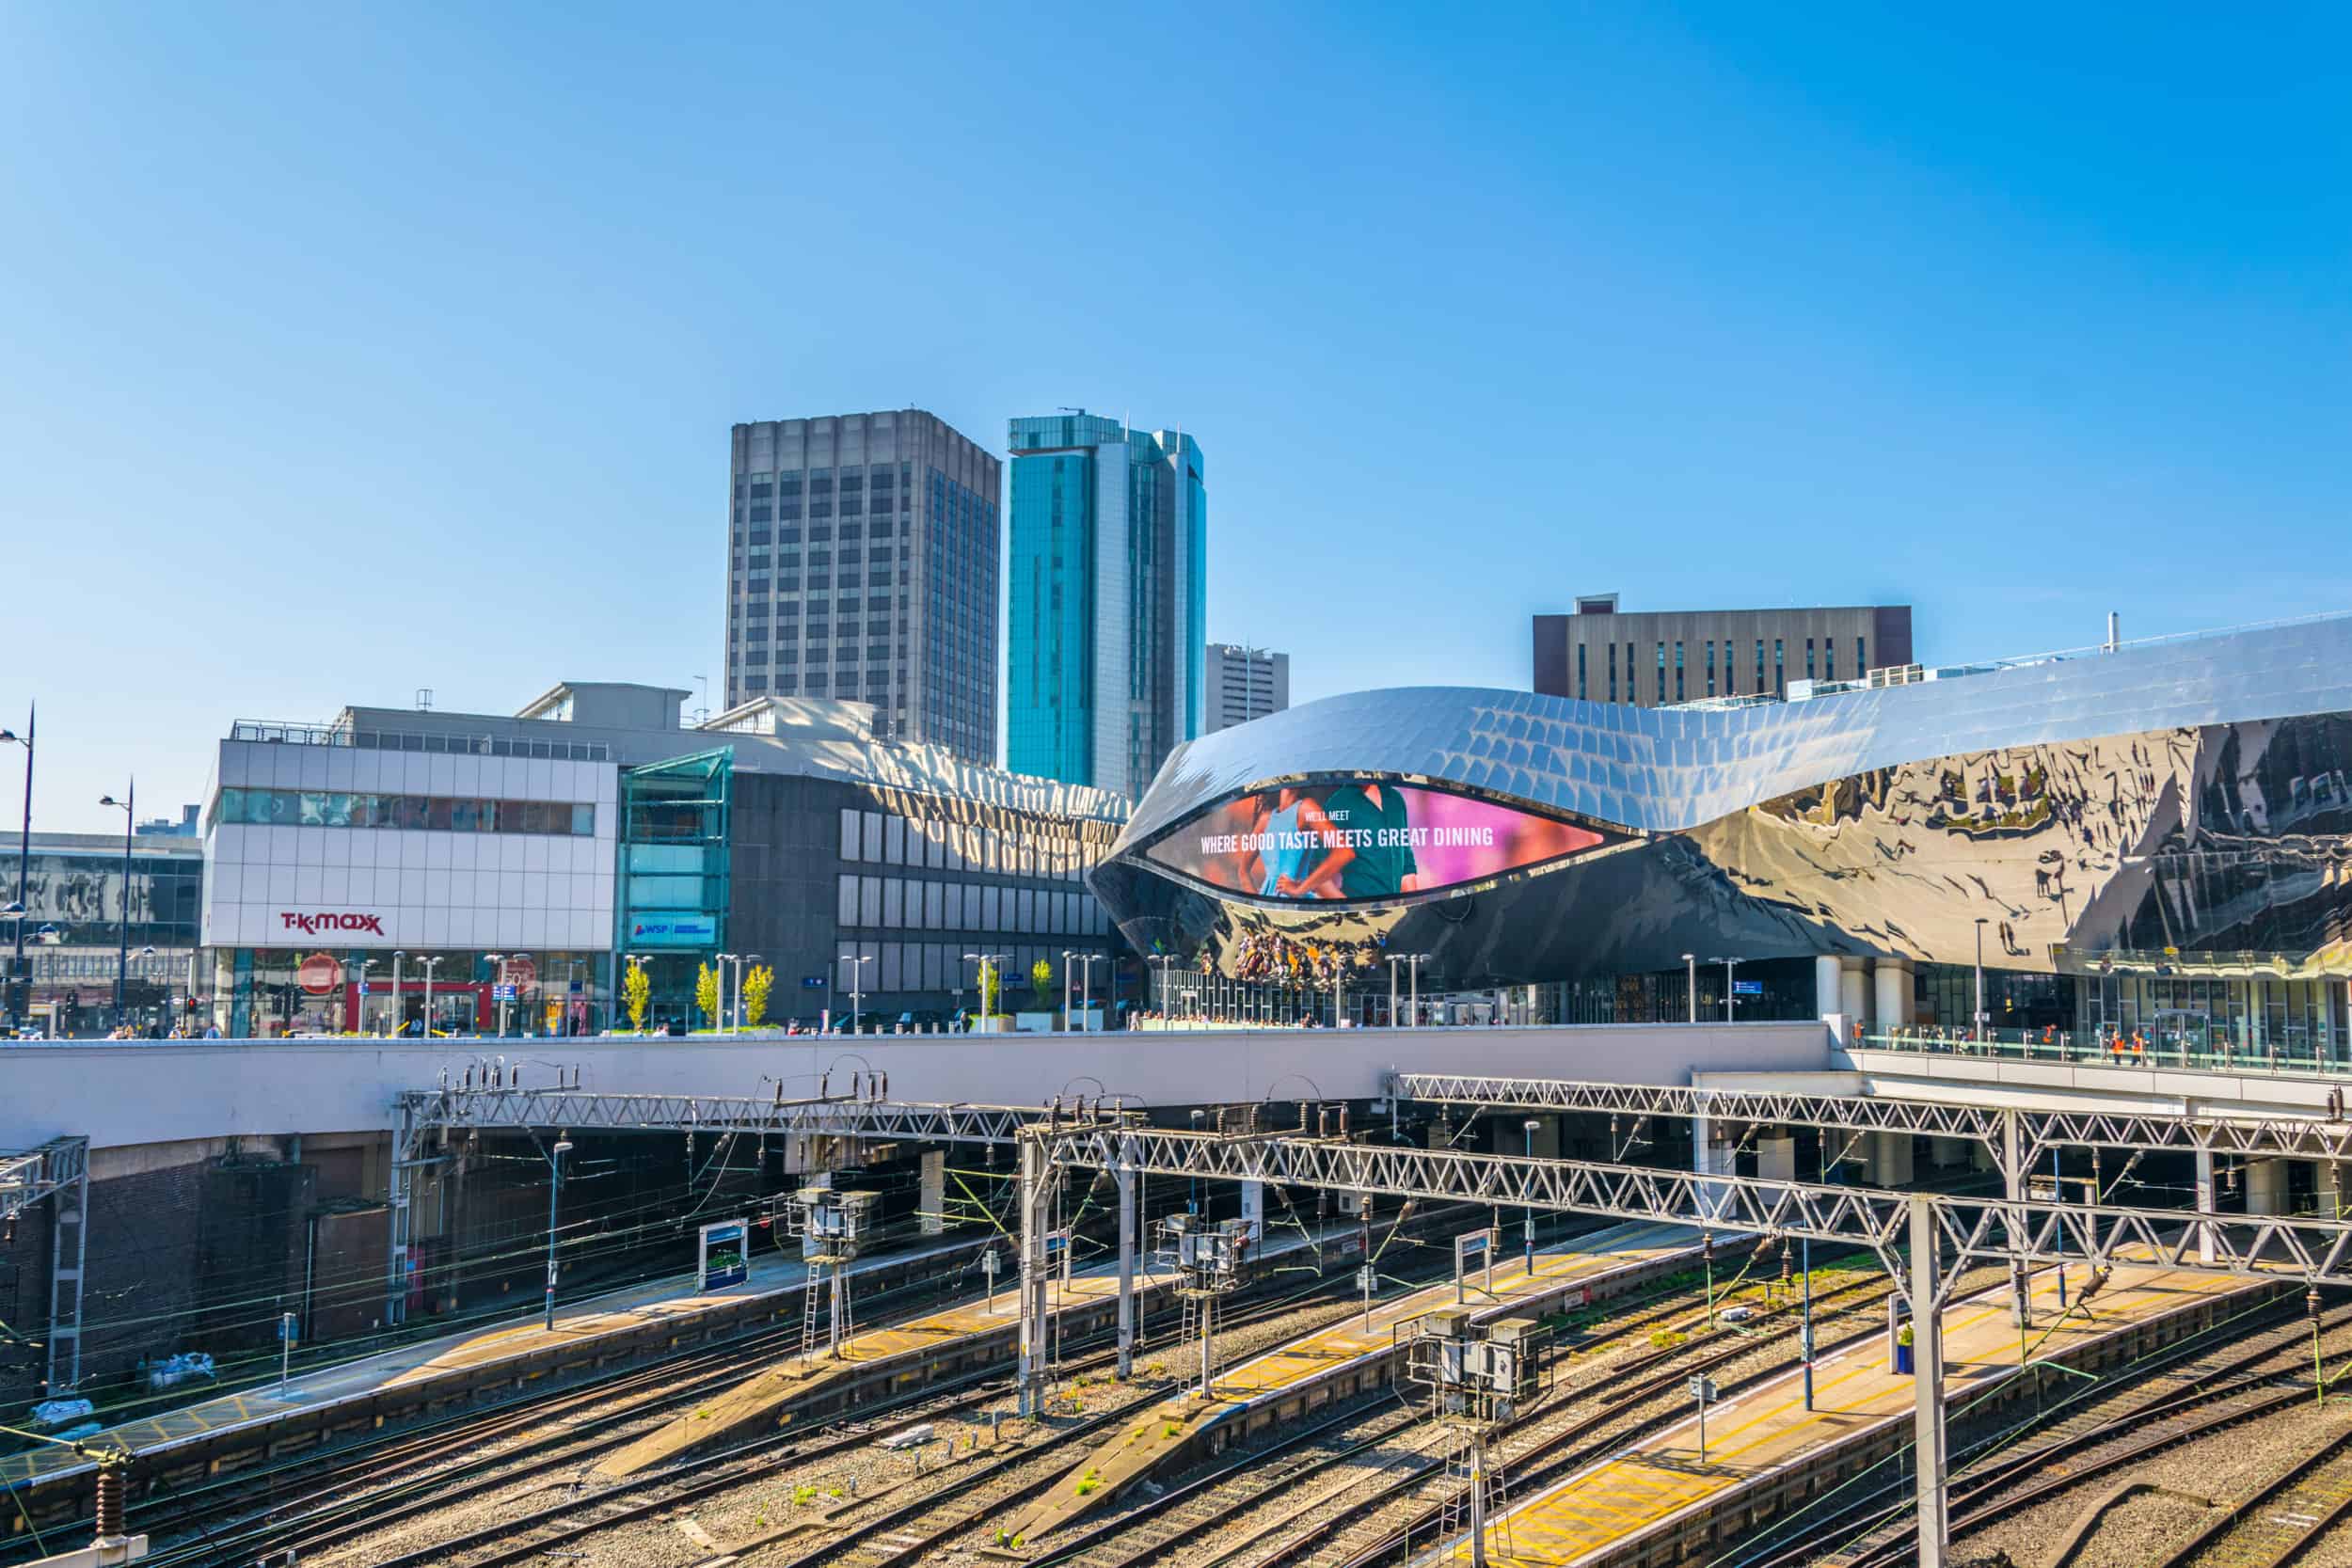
[3,5,2345,832]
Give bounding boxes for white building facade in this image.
[201,714,621,1037]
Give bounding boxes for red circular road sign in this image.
[297,952,342,995]
[501,956,538,989]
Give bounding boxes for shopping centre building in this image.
[1,830,204,1035]
[1090,615,2352,1057]
[200,683,1128,1037]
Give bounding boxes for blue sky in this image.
[3,5,2345,832]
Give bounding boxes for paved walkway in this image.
[1482,1260,2250,1565]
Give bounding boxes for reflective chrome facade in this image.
[1089,618,2352,992]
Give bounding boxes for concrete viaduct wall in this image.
[1,1022,1836,1151]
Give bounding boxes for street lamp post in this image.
[1523,1117,1541,1274]
[1682,953,1696,1022]
[1973,917,1989,1041]
[564,958,585,1035]
[1715,957,1739,1023]
[543,1132,573,1331]
[1189,1108,1206,1212]
[98,783,134,1028]
[715,951,735,1032]
[390,950,405,1037]
[845,952,872,1034]
[734,953,761,1030]
[623,952,648,1033]
[418,956,444,1037]
[1061,948,1074,1029]
[1073,952,1104,1030]
[485,953,511,1037]
[354,958,376,1035]
[1401,953,1428,1028]
[131,945,155,1034]
[1,708,31,1033]
[962,951,1008,1033]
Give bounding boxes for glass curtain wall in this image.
[615,749,732,1031]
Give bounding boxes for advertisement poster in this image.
[698,1219,749,1291]
[1145,782,1606,901]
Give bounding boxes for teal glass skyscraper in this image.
[1006,412,1206,800]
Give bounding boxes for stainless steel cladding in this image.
[1088,616,2352,990]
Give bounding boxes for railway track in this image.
[134,1203,1499,1568]
[1017,1259,1913,1568]
[1290,1264,1971,1568]
[1731,1295,2352,1568]
[2150,1423,2352,1568]
[72,1251,1000,1568]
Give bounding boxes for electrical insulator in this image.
[1702,1232,1714,1265]
[1779,1248,1793,1288]
[93,1464,124,1541]
[2309,1287,2324,1322]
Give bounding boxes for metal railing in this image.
[229,720,611,762]
[1854,1026,2351,1079]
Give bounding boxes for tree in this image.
[695,961,721,1030]
[980,962,1002,1017]
[1030,958,1055,1012]
[624,962,651,1033]
[743,963,775,1028]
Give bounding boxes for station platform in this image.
[594,1218,1360,1479]
[0,1231,975,1494]
[1004,1221,1711,1544]
[1475,1259,2254,1567]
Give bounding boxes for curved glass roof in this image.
[1116,613,2352,854]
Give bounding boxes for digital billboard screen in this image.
[1142,783,1608,902]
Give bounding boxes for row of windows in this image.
[215,787,596,836]
[835,874,1110,938]
[839,807,1103,879]
[734,521,914,547]
[1577,634,1870,704]
[833,940,1100,1000]
[739,463,915,492]
[349,730,610,761]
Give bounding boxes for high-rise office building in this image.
[1534,594,1915,707]
[724,411,1000,761]
[1204,643,1289,732]
[1005,412,1205,799]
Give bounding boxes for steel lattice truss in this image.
[1038,1125,2352,1293]
[0,1135,87,1223]
[1392,1071,2352,1163]
[395,1088,1041,1145]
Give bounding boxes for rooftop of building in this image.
[1555,593,1909,616]
[3,831,204,860]
[226,683,1130,825]
[729,406,963,433]
[1120,608,2352,847]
